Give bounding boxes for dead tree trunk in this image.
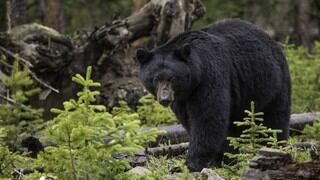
[0,0,206,118]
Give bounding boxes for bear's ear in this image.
[175,43,191,61]
[136,48,152,65]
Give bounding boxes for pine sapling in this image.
[0,56,44,151]
[34,66,162,179]
[222,101,286,179]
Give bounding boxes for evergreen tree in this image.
[0,56,44,151]
[220,101,286,179]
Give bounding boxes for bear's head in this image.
[136,43,202,107]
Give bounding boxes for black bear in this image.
[136,19,291,171]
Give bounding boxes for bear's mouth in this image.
[156,81,174,107]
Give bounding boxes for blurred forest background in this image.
[1,0,320,48]
[1,0,320,118]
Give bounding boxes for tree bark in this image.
[5,0,27,32]
[293,0,314,49]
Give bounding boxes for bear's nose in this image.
[159,93,172,107]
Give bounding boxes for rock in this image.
[200,168,224,180]
[128,166,151,176]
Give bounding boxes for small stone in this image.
[200,168,224,180]
[128,166,151,176]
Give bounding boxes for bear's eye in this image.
[153,76,159,86]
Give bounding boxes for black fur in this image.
[137,19,291,171]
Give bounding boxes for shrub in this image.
[33,66,162,179]
[303,118,320,141]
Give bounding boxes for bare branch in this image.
[0,46,33,67]
[29,71,59,93]
[0,93,29,109]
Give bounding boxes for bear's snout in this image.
[156,81,174,107]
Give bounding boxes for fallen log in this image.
[145,142,189,157]
[21,112,320,155]
[243,147,320,180]
[152,112,320,147]
[288,112,320,132]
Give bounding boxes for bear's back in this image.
[201,19,290,114]
[201,19,270,42]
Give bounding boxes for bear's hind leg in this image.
[262,94,290,141]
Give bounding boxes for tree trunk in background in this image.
[5,0,27,32]
[0,0,6,31]
[294,0,313,49]
[241,0,317,48]
[39,0,65,33]
[313,0,320,35]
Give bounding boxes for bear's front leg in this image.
[186,102,230,171]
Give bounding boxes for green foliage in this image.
[0,124,31,179]
[137,94,176,126]
[303,118,320,141]
[0,56,44,150]
[24,171,58,180]
[33,66,162,179]
[143,156,189,179]
[0,147,32,179]
[302,116,320,159]
[226,102,285,155]
[218,101,286,179]
[0,126,12,177]
[284,137,311,162]
[0,56,40,178]
[284,43,320,112]
[194,0,280,29]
